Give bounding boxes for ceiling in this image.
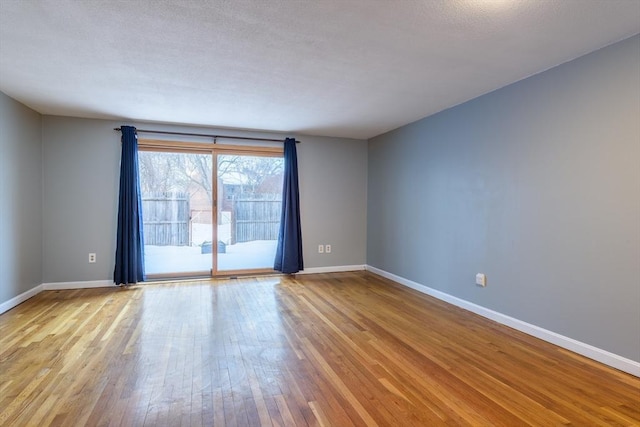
[0,1,638,140]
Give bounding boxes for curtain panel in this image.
[274,138,304,273]
[114,126,145,285]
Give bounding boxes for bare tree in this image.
[217,155,284,197]
[139,151,284,201]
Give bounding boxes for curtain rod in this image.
[113,128,300,143]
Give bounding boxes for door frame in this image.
[138,139,283,279]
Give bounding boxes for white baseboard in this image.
[0,280,115,314]
[298,265,366,275]
[0,284,44,315]
[365,265,640,377]
[42,280,114,290]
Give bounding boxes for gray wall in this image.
[42,117,121,283]
[42,117,367,283]
[0,92,43,303]
[297,134,367,268]
[367,35,640,361]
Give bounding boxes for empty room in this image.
[1,1,639,426]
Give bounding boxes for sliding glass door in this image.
[138,143,283,278]
[138,150,213,276]
[216,153,283,273]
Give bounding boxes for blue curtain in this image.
[274,138,304,273]
[114,126,145,285]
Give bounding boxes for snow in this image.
[144,240,278,274]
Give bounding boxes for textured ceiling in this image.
[0,0,638,139]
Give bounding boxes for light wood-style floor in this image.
[1,271,638,426]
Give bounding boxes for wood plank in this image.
[0,271,638,426]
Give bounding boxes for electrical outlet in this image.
[88,253,97,263]
[475,273,486,287]
[325,244,331,254]
[318,244,324,254]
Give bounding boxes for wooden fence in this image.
[232,199,282,243]
[142,192,190,246]
[142,194,281,246]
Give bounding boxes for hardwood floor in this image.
[1,271,638,426]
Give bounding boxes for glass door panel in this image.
[139,150,213,276]
[216,154,283,272]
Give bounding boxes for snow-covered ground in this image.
[144,240,277,274]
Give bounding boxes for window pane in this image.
[139,151,213,276]
[216,154,283,271]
